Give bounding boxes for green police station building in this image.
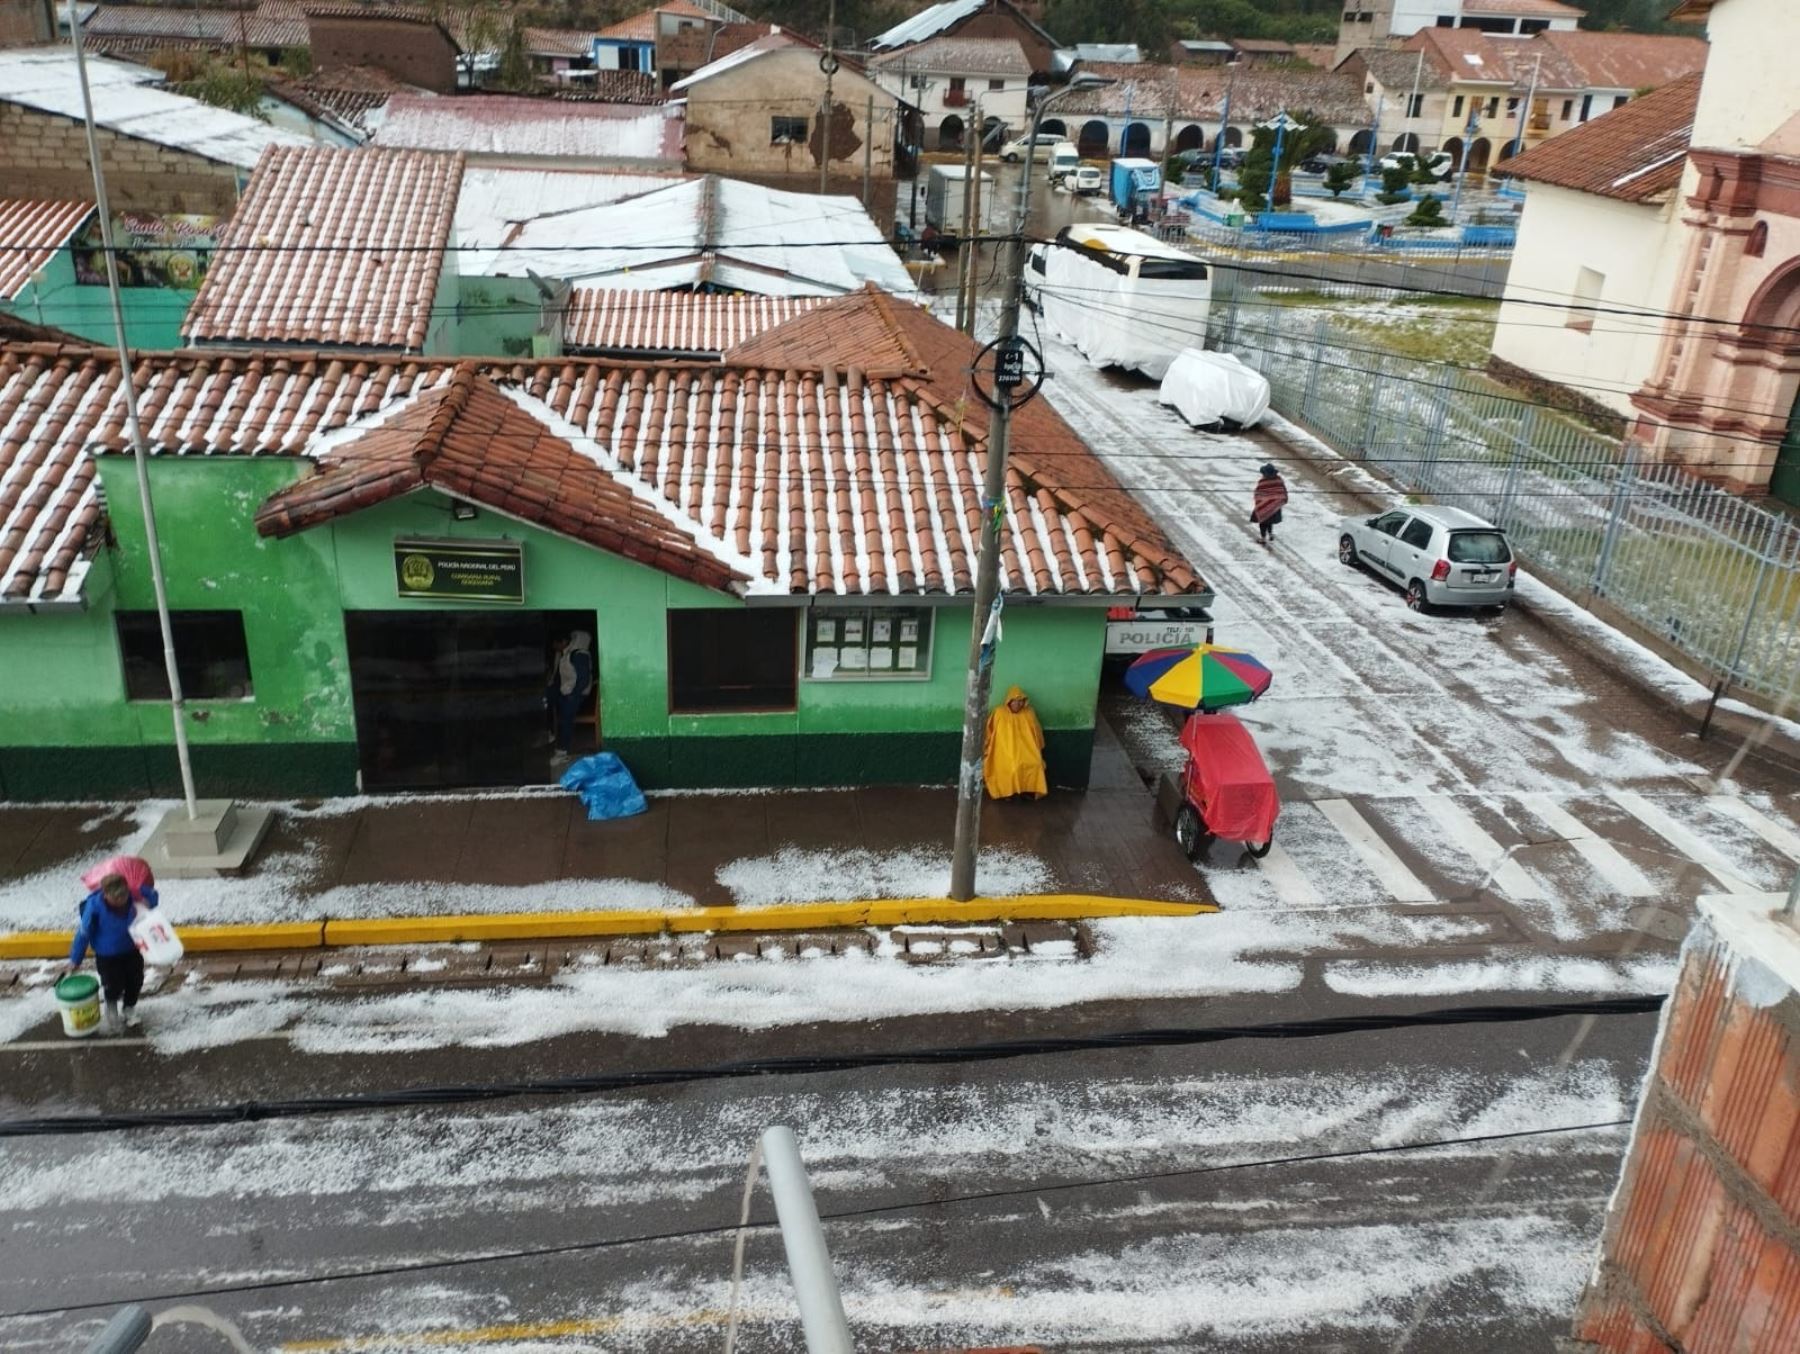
[0,297,1207,800]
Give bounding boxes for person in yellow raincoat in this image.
[984,685,1048,799]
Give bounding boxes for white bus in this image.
[1025,223,1210,380]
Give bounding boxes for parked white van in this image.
[1046,142,1081,182]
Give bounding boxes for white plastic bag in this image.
[130,907,184,966]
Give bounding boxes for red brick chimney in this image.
[1575,887,1800,1351]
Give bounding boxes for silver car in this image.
[1337,505,1516,611]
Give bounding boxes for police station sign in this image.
[1103,612,1213,655]
[394,539,524,603]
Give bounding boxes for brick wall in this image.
[1575,896,1800,1351]
[0,0,52,46]
[0,104,243,216]
[307,16,457,94]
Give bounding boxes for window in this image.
[1436,15,1455,26]
[948,76,965,92]
[771,115,808,144]
[669,610,797,712]
[1506,97,1519,114]
[117,610,251,701]
[1613,94,1630,110]
[1567,265,1603,333]
[1561,98,1573,120]
[1372,512,1408,537]
[1399,518,1435,551]
[989,78,1005,91]
[804,607,932,680]
[1580,94,1593,121]
[1485,97,1499,119]
[1452,95,1465,118]
[1447,531,1510,565]
[1406,93,1424,118]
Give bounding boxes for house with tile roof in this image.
[0,289,1206,797]
[1046,61,1371,160]
[869,0,1059,79]
[673,34,901,222]
[1332,0,1584,66]
[592,1,761,90]
[0,47,311,216]
[868,35,1034,152]
[1490,75,1702,425]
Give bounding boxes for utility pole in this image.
[1511,52,1543,161]
[68,0,199,819]
[862,94,874,206]
[1404,49,1424,152]
[1210,62,1237,192]
[963,99,984,336]
[948,78,1105,901]
[817,0,836,195]
[955,116,976,331]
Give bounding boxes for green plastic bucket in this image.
[54,973,102,1038]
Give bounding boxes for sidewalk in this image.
[0,719,1205,946]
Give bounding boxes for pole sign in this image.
[394,539,524,603]
[994,337,1026,389]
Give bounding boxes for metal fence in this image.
[1210,284,1800,702]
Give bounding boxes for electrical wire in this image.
[0,1112,1640,1320]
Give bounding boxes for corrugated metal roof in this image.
[0,342,1203,602]
[372,93,683,162]
[871,35,1033,77]
[471,175,916,298]
[871,0,986,52]
[0,199,95,301]
[564,290,824,355]
[1501,72,1699,203]
[0,47,311,167]
[668,31,803,91]
[182,145,464,349]
[452,167,692,259]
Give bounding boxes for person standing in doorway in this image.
[550,630,594,767]
[68,873,157,1033]
[1250,462,1288,547]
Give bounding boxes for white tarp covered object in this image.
[1157,348,1271,429]
[1030,227,1211,380]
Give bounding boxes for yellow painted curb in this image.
[0,895,1215,961]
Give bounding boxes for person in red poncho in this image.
[1250,463,1288,547]
[984,685,1048,800]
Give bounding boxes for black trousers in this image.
[95,951,145,1008]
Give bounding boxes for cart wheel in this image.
[1175,804,1206,861]
[1247,837,1274,860]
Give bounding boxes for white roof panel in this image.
[870,0,984,51]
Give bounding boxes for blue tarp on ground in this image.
[560,752,648,820]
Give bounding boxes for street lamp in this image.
[947,73,1110,903]
[1260,111,1305,210]
[1450,108,1481,225]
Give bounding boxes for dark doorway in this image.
[345,609,597,789]
[1078,119,1109,155]
[1174,123,1204,152]
[1122,121,1151,156]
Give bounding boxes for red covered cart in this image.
[1173,712,1278,860]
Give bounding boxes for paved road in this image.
[0,1011,1652,1353]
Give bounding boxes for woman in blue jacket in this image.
[68,873,157,1032]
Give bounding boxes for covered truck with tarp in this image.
[1173,712,1278,859]
[1025,223,1210,379]
[1157,348,1271,429]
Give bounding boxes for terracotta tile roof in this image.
[182,146,463,349]
[1500,70,1700,203]
[1536,30,1707,93]
[546,72,665,105]
[526,25,598,58]
[1290,43,1338,70]
[270,65,423,129]
[0,342,1204,603]
[84,1,309,48]
[0,199,95,301]
[564,291,827,356]
[372,93,683,161]
[729,289,1203,595]
[1052,61,1370,127]
[256,365,744,591]
[868,36,1033,77]
[598,1,716,42]
[1347,47,1450,93]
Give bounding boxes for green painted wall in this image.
[449,276,546,358]
[1,249,196,349]
[1,465,1107,797]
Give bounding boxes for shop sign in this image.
[75,212,219,290]
[1104,614,1211,656]
[394,539,524,603]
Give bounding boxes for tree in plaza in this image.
[1405,194,1446,227]
[1323,159,1357,198]
[1239,109,1334,209]
[1375,165,1413,205]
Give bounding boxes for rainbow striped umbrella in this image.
[1124,644,1273,712]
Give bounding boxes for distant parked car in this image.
[1213,146,1246,170]
[1068,164,1104,194]
[1380,150,1454,180]
[1000,132,1063,163]
[1300,152,1348,174]
[1337,505,1516,612]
